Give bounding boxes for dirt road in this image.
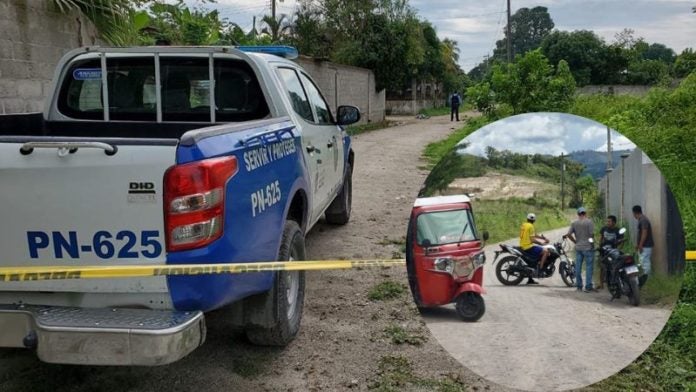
[422,227,673,392]
[0,114,505,392]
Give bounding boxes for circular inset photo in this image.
[405,112,686,391]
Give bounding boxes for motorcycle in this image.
[492,236,576,287]
[598,228,641,306]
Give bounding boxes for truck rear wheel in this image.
[245,220,306,346]
[325,163,352,225]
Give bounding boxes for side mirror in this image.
[482,231,489,241]
[422,239,432,248]
[336,105,361,126]
[619,227,627,235]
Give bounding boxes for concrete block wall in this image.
[0,0,98,114]
[296,56,385,124]
[598,149,674,275]
[385,99,443,115]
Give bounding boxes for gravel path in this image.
[422,227,673,392]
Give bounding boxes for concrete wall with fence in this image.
[597,148,685,275]
[385,79,445,115]
[296,56,385,124]
[0,0,98,114]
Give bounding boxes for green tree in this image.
[573,175,596,207]
[261,14,292,43]
[627,59,670,85]
[674,48,696,78]
[642,43,676,63]
[488,49,576,115]
[289,0,331,58]
[144,1,222,45]
[540,30,614,85]
[466,81,494,116]
[493,6,554,61]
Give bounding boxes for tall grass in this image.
[473,199,569,244]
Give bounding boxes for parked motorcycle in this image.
[493,236,576,287]
[599,228,641,306]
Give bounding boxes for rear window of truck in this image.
[57,57,270,122]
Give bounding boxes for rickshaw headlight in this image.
[473,251,486,267]
[433,257,454,274]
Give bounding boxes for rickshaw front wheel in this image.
[455,292,485,322]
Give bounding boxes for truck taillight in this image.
[164,156,238,252]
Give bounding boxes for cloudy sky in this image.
[195,0,696,71]
[458,113,636,157]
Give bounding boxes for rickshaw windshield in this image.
[416,209,478,246]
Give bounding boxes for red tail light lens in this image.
[624,255,634,264]
[164,156,238,252]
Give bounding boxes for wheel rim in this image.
[286,256,300,320]
[458,294,480,318]
[499,260,521,283]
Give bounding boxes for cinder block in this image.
[0,97,28,114]
[0,59,33,78]
[0,80,17,98]
[0,40,13,60]
[17,79,42,97]
[0,22,21,41]
[42,80,52,95]
[26,98,44,112]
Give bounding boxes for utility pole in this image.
[506,0,512,63]
[560,153,565,210]
[606,125,613,170]
[605,126,613,216]
[252,16,256,38]
[272,0,284,20]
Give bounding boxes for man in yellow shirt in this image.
[520,213,550,284]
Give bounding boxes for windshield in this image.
[416,209,478,246]
[57,57,269,122]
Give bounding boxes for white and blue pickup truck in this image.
[0,46,358,365]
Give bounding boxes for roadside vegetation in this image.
[369,355,467,391]
[368,281,407,301]
[418,102,473,117]
[383,325,427,346]
[346,120,393,136]
[474,199,570,244]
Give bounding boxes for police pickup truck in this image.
[0,46,358,365]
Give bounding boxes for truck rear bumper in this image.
[0,304,205,366]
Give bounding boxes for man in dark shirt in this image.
[450,91,461,122]
[598,215,624,289]
[632,205,654,277]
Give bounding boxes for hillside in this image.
[568,149,633,180]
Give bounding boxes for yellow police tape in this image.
[0,259,406,282]
[1,252,695,282]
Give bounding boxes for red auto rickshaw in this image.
[406,195,488,321]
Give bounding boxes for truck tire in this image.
[245,220,306,346]
[325,163,352,225]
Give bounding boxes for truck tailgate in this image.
[0,139,176,294]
